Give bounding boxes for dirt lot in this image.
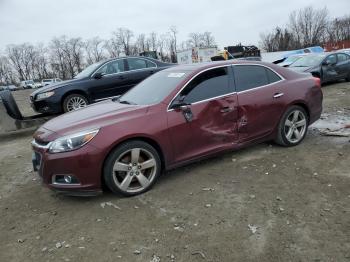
[0,83,349,262]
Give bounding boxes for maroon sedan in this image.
[32,61,322,196]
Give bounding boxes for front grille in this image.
[32,151,42,173]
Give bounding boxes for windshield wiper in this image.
[118,99,137,105]
[119,100,131,104]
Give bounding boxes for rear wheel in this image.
[275,106,308,147]
[63,94,88,112]
[103,141,161,196]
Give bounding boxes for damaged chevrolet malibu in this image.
[31,60,323,196]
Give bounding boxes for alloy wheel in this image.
[112,148,157,193]
[284,110,307,143]
[66,96,87,111]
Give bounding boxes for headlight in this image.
[49,129,99,153]
[36,91,55,100]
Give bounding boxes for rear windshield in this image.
[118,71,190,105]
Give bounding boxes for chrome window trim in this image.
[91,57,157,78]
[167,63,286,111]
[167,64,232,111]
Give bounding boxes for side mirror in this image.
[93,72,104,79]
[171,100,190,110]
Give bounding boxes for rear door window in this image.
[233,65,269,92]
[337,53,350,62]
[265,68,282,83]
[127,58,148,71]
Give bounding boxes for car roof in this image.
[103,56,160,63]
[162,60,278,73]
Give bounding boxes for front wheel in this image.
[275,106,309,147]
[346,74,350,82]
[103,141,161,196]
[63,94,88,112]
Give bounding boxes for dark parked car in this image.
[288,52,350,84]
[32,60,323,196]
[30,57,174,114]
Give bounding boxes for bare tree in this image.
[148,32,158,51]
[49,36,68,79]
[259,27,297,52]
[135,33,147,53]
[327,15,350,43]
[188,32,203,47]
[0,56,16,84]
[113,27,134,55]
[6,43,37,80]
[201,31,216,47]
[288,6,329,48]
[157,34,168,61]
[168,26,178,62]
[104,38,122,58]
[169,26,178,53]
[84,37,105,65]
[32,43,51,80]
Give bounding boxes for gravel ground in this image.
[0,82,349,262]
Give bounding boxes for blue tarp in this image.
[261,46,324,63]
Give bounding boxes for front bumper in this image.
[31,140,104,195]
[30,95,62,114]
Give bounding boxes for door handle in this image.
[273,93,284,99]
[220,107,233,113]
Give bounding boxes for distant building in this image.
[323,40,350,51]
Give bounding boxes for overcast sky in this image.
[0,0,349,51]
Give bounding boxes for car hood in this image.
[31,78,83,96]
[34,100,149,142]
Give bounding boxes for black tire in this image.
[346,74,350,82]
[103,140,161,196]
[275,105,309,147]
[0,90,23,120]
[62,94,88,113]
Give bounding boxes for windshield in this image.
[118,71,190,105]
[290,55,325,67]
[74,61,104,79]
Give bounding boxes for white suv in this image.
[41,78,62,86]
[20,80,35,89]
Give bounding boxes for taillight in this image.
[313,77,321,88]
